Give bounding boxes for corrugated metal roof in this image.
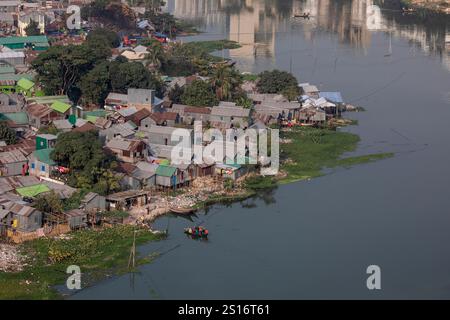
[155,165,176,177]
[211,106,250,117]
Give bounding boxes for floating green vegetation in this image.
[183,40,241,54]
[0,225,164,299]
[279,127,393,184]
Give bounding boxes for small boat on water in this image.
[294,12,311,18]
[184,226,209,238]
[170,206,197,215]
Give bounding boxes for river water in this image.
[71,0,450,299]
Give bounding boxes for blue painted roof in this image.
[319,92,344,104]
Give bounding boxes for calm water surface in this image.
[71,0,450,299]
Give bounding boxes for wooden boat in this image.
[184,226,208,238]
[294,13,310,18]
[170,206,197,215]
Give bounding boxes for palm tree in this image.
[145,40,164,70]
[210,64,241,101]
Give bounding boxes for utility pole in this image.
[128,230,137,269]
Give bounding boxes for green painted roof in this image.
[50,100,71,113]
[16,184,51,197]
[17,78,35,90]
[85,115,98,123]
[0,36,49,46]
[33,148,56,166]
[156,165,176,177]
[27,95,70,104]
[83,110,107,118]
[0,112,29,125]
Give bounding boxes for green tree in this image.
[281,85,300,101]
[34,191,64,214]
[210,64,242,101]
[181,80,218,107]
[86,28,120,48]
[32,43,111,95]
[51,131,121,195]
[79,61,111,106]
[0,122,17,145]
[110,61,164,96]
[168,83,184,104]
[24,20,41,36]
[256,69,299,94]
[144,40,165,70]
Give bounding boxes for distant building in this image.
[18,11,46,36]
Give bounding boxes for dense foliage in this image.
[256,69,299,99]
[50,131,120,195]
[181,80,218,107]
[86,28,121,48]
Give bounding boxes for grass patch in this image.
[242,73,259,82]
[0,225,165,299]
[279,127,393,184]
[184,40,241,54]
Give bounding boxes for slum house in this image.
[0,46,25,66]
[99,122,136,142]
[260,101,302,120]
[52,117,87,132]
[26,101,71,129]
[106,190,149,211]
[105,138,147,163]
[105,88,163,112]
[210,106,251,129]
[299,83,320,99]
[139,111,180,128]
[183,106,211,125]
[155,165,179,189]
[71,121,98,133]
[28,148,57,179]
[35,134,57,150]
[0,135,36,157]
[248,93,287,105]
[142,125,193,147]
[115,161,156,190]
[148,143,193,163]
[319,92,344,116]
[63,209,88,230]
[80,192,106,211]
[0,149,28,176]
[124,108,151,127]
[8,202,43,233]
[0,175,40,195]
[299,106,326,125]
[114,162,140,190]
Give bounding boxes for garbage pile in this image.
[0,244,27,272]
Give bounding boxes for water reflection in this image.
[165,0,450,71]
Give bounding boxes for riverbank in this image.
[0,225,165,299]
